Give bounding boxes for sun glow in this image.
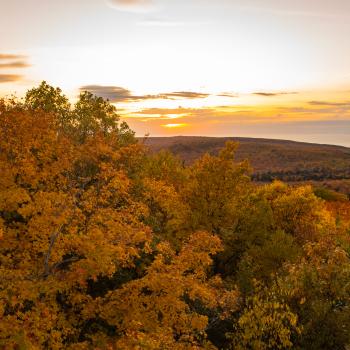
[162,123,188,128]
[1,0,350,146]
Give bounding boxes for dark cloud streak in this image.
[164,91,209,99]
[80,85,210,102]
[253,91,298,97]
[80,85,152,102]
[217,92,238,98]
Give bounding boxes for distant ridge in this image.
[140,136,350,193]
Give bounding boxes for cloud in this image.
[308,100,350,107]
[80,85,210,102]
[162,91,209,99]
[134,107,250,123]
[133,103,350,126]
[253,91,298,97]
[0,54,26,60]
[0,53,31,74]
[80,85,149,102]
[0,61,30,69]
[0,74,23,83]
[125,103,350,144]
[217,92,238,98]
[136,107,195,115]
[129,106,286,128]
[135,106,267,120]
[278,103,350,116]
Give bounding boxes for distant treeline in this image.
[253,167,350,182]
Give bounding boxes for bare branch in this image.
[43,222,65,278]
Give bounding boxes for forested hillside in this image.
[1,82,350,349]
[145,136,350,196]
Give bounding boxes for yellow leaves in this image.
[0,104,238,348]
[285,237,350,300]
[185,142,251,233]
[142,149,187,190]
[231,287,301,350]
[0,186,30,213]
[0,100,156,348]
[100,231,225,348]
[190,315,209,332]
[325,200,350,251]
[141,178,190,248]
[175,231,222,280]
[0,108,74,191]
[260,181,334,242]
[115,329,179,350]
[218,289,240,316]
[3,88,349,349]
[218,141,240,161]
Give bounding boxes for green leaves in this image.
[25,81,135,145]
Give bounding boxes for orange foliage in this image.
[0,94,237,349]
[1,83,349,350]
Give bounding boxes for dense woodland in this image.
[1,82,350,349]
[146,136,350,197]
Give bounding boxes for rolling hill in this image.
[142,136,350,195]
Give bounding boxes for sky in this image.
[1,0,350,146]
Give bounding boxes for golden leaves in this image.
[231,284,301,350]
[0,98,153,348]
[1,85,350,349]
[100,231,231,349]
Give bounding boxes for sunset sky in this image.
[1,0,350,146]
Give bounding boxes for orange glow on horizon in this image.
[1,0,350,146]
[162,123,189,128]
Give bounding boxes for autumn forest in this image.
[1,82,350,349]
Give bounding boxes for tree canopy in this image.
[1,82,349,349]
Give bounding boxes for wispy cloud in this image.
[136,107,197,115]
[0,54,26,60]
[0,61,30,69]
[124,102,350,144]
[217,92,238,98]
[80,85,153,102]
[308,100,350,107]
[163,91,209,99]
[0,74,23,83]
[130,106,279,126]
[0,53,30,83]
[132,102,350,124]
[253,91,298,97]
[80,85,210,102]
